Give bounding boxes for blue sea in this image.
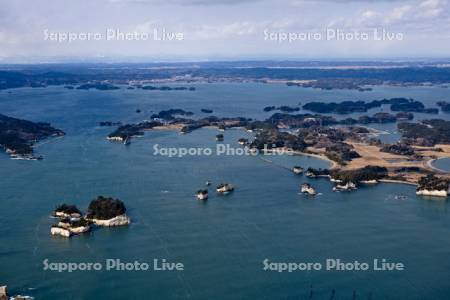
[1,83,450,299]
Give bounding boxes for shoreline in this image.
[426,158,450,174]
[291,150,339,169]
[378,179,418,186]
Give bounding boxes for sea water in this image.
[0,84,450,299]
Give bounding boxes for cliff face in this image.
[87,196,127,220]
[0,286,8,300]
[50,227,71,237]
[90,214,130,227]
[416,189,448,197]
[417,175,449,197]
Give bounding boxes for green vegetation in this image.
[302,98,437,114]
[0,114,64,157]
[418,174,449,191]
[381,143,415,156]
[54,204,81,215]
[332,166,388,183]
[87,196,127,220]
[398,119,450,146]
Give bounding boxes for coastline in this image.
[291,150,339,169]
[426,158,450,174]
[379,179,418,186]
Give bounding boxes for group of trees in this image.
[87,196,127,220]
[0,114,64,156]
[332,166,388,183]
[418,174,449,191]
[398,119,450,146]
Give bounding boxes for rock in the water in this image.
[91,214,130,227]
[0,286,8,300]
[50,226,72,237]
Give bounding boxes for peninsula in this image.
[0,113,65,159]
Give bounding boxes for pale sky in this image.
[1,0,450,62]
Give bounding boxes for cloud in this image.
[108,0,262,5]
[385,5,412,23]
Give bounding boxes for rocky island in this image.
[86,196,130,226]
[416,174,449,197]
[0,286,32,300]
[51,204,90,237]
[50,196,130,238]
[53,204,82,219]
[51,217,91,237]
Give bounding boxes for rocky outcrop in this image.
[87,196,129,223]
[416,189,448,197]
[333,182,357,192]
[416,174,449,197]
[51,226,71,237]
[360,179,378,184]
[0,286,8,300]
[56,219,91,234]
[51,196,131,238]
[53,204,82,219]
[301,183,317,195]
[90,214,130,227]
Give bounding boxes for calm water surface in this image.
[0,84,450,299]
[432,157,450,173]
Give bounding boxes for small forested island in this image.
[390,100,438,114]
[53,204,82,218]
[416,174,449,196]
[51,204,90,237]
[302,98,437,114]
[0,113,65,159]
[51,196,130,238]
[268,111,413,127]
[87,196,130,226]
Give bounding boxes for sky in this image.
[0,0,449,62]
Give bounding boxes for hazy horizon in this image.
[1,0,450,63]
